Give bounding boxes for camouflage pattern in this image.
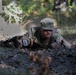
[2,29,71,49]
[2,18,71,49]
[40,18,54,31]
[28,28,71,49]
[2,28,71,49]
[23,18,71,49]
[2,35,30,49]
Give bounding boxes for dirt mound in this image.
[0,46,76,75]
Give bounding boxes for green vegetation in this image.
[1,0,76,36]
[0,1,76,75]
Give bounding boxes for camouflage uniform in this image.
[26,18,71,49]
[3,18,71,49]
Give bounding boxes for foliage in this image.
[2,0,23,24]
[1,0,76,27]
[1,0,54,24]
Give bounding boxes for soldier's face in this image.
[41,29,53,38]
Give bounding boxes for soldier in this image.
[25,18,72,49]
[2,18,72,49]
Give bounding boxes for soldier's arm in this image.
[22,34,34,48]
[62,39,71,49]
[53,32,72,49]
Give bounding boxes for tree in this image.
[1,0,76,26]
[1,0,54,25]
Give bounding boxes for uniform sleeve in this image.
[22,35,31,47]
[53,32,63,43]
[62,39,71,49]
[53,32,71,49]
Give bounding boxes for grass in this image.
[51,10,76,38]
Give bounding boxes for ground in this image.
[0,36,76,75]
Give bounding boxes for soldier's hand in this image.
[51,42,60,49]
